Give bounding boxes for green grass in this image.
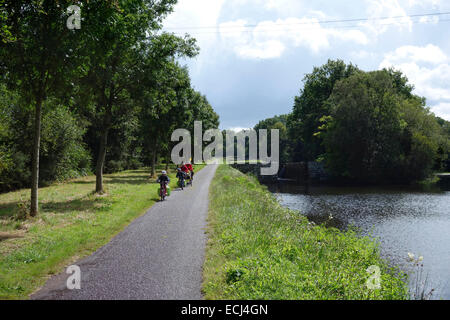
[203,165,409,300]
[0,164,204,299]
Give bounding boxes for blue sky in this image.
[163,0,450,129]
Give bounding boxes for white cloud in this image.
[163,0,225,51]
[219,19,288,59]
[361,0,413,35]
[262,0,304,15]
[165,1,371,60]
[226,127,252,132]
[431,102,450,120]
[361,0,448,36]
[163,0,226,75]
[219,17,368,59]
[229,0,304,15]
[381,44,448,64]
[350,50,377,60]
[163,0,449,62]
[164,0,225,30]
[237,40,286,59]
[405,0,443,9]
[418,16,440,24]
[379,44,450,120]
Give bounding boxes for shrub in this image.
[0,100,92,191]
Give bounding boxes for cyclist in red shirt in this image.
[180,162,190,175]
[186,162,194,181]
[180,162,194,184]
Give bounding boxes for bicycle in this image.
[159,181,168,201]
[186,171,194,186]
[178,175,186,190]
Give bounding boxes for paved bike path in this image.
[31,164,218,300]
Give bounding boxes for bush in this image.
[105,160,126,173]
[40,104,92,183]
[127,158,142,170]
[0,99,92,191]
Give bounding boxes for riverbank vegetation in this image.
[0,164,203,299]
[203,165,409,299]
[255,60,450,184]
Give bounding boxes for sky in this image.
[163,0,450,130]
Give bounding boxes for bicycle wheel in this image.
[160,186,166,201]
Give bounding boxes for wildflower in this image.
[407,252,415,261]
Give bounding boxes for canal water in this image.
[268,183,450,300]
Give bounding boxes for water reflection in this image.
[268,183,450,300]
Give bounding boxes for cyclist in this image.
[156,170,170,198]
[176,168,186,190]
[180,162,192,186]
[186,162,194,182]
[180,162,190,175]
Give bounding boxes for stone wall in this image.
[230,163,278,183]
[232,161,328,184]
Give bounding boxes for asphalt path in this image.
[31,164,218,300]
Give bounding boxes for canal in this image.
[268,182,450,300]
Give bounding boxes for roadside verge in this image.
[0,164,204,299]
[202,165,408,299]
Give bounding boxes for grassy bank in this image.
[203,165,408,300]
[0,164,203,299]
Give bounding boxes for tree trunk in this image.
[95,112,111,193]
[95,57,118,193]
[96,128,109,194]
[165,150,170,171]
[30,98,43,216]
[151,149,156,177]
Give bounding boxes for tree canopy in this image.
[288,59,360,162]
[0,1,220,214]
[320,69,442,183]
[257,60,449,184]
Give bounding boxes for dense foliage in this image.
[254,114,289,163]
[288,60,360,162]
[0,1,220,209]
[255,60,450,184]
[321,70,444,183]
[0,85,91,192]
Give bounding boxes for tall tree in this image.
[138,61,188,175]
[254,115,289,163]
[77,1,196,193]
[0,0,85,215]
[138,61,219,174]
[287,59,360,162]
[434,117,450,172]
[321,69,442,183]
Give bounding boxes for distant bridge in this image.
[436,173,450,177]
[436,173,450,181]
[232,161,328,184]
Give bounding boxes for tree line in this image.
[255,60,450,184]
[0,0,219,215]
